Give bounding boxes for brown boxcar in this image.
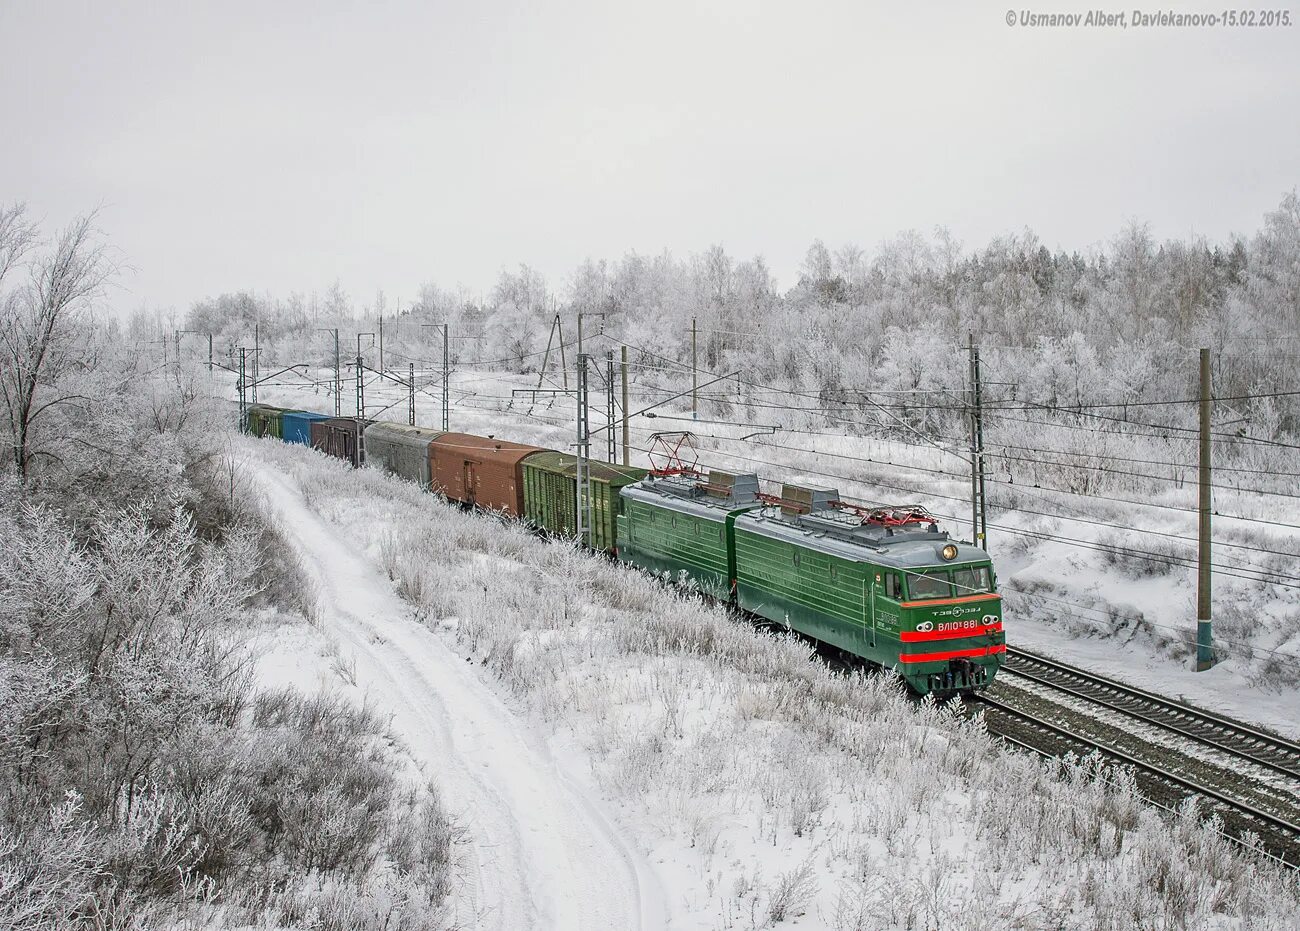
[310,417,371,467]
[428,433,550,517]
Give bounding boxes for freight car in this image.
[310,417,371,467]
[246,404,292,439]
[429,433,546,518]
[364,423,445,488]
[281,411,332,446]
[244,409,1004,696]
[522,453,648,552]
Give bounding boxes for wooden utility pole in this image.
[333,329,341,417]
[378,314,385,372]
[621,345,630,467]
[557,316,569,390]
[408,362,416,426]
[537,315,558,393]
[969,334,988,549]
[967,333,988,548]
[1197,347,1216,671]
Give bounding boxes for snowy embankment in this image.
[241,454,659,931]
[235,431,1300,930]
[246,368,1300,740]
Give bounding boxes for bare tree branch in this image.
[0,211,116,479]
[0,203,36,288]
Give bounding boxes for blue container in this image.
[281,411,332,446]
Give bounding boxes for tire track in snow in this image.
[246,458,661,931]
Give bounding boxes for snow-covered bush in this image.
[0,791,101,931]
[0,406,456,929]
[1096,530,1187,577]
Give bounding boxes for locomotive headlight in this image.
[941,544,959,561]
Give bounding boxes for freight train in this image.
[245,404,1006,695]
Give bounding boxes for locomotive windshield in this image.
[905,570,951,600]
[904,564,996,600]
[953,565,993,595]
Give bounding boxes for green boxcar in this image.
[733,486,1004,695]
[246,404,295,439]
[616,471,762,600]
[521,453,648,553]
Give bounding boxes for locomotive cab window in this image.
[953,565,993,595]
[884,574,901,600]
[905,570,952,600]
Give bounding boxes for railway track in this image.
[1005,647,1300,779]
[977,647,1300,869]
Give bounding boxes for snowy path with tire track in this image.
[244,456,663,931]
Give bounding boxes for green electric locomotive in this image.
[616,469,1004,695]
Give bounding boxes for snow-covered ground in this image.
[242,364,1300,740]
[230,428,1300,929]
[240,454,663,931]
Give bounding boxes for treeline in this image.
[175,192,1299,442]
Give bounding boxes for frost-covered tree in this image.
[0,209,114,480]
[484,300,545,371]
[1247,190,1300,329]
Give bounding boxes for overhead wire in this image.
[256,372,1300,661]
[425,385,1300,583]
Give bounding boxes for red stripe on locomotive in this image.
[897,644,1007,664]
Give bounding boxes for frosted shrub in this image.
[103,782,208,898]
[0,440,462,927]
[247,690,396,876]
[1096,531,1187,577]
[765,856,817,923]
[0,792,101,931]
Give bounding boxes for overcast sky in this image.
[3,1,1298,315]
